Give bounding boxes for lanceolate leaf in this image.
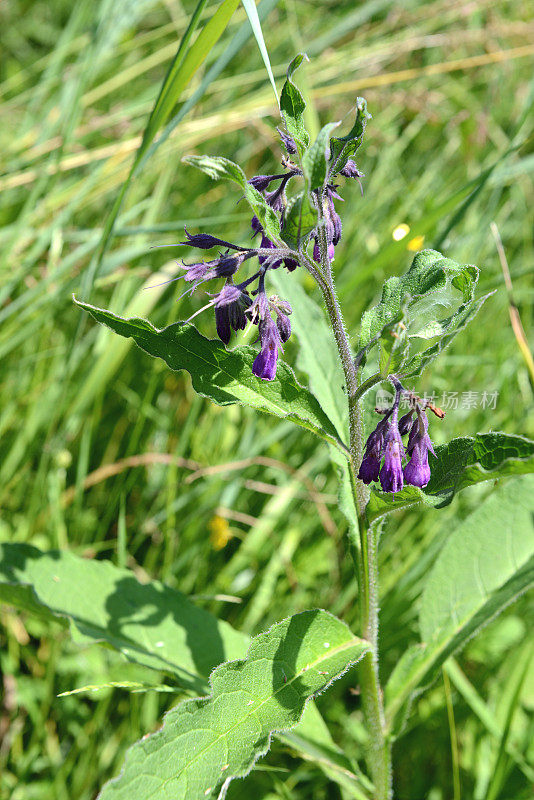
[74,299,346,452]
[98,610,370,800]
[182,155,281,242]
[329,97,371,176]
[280,53,310,157]
[358,249,491,378]
[365,431,534,522]
[385,477,534,734]
[0,543,248,692]
[281,192,317,251]
[302,122,340,191]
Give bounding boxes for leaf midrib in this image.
[149,636,369,798]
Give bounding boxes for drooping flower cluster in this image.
[177,129,364,380]
[358,381,438,493]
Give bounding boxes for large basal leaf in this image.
[181,154,281,242]
[279,53,310,158]
[0,543,248,692]
[365,431,534,522]
[74,299,346,452]
[98,610,369,800]
[358,249,491,379]
[385,477,534,734]
[0,545,363,794]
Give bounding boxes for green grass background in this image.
[0,1,533,798]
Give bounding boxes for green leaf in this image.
[358,249,491,379]
[302,122,340,191]
[91,0,240,284]
[425,431,534,504]
[269,269,347,441]
[365,431,534,522]
[385,477,534,734]
[280,53,310,157]
[330,97,371,176]
[98,610,369,800]
[0,543,248,692]
[241,0,278,104]
[182,154,281,242]
[74,299,347,452]
[280,192,317,250]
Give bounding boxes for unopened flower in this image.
[379,408,405,493]
[212,284,252,345]
[252,315,282,381]
[404,410,436,488]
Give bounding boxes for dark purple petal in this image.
[277,127,297,154]
[214,306,232,344]
[248,175,279,192]
[251,215,263,235]
[284,257,298,271]
[403,446,431,488]
[398,410,414,436]
[358,452,381,484]
[181,228,244,251]
[276,312,291,343]
[379,439,404,493]
[252,317,281,381]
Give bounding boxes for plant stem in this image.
[311,237,391,799]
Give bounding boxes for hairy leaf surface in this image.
[98,610,369,800]
[0,543,248,691]
[75,299,346,451]
[279,53,310,157]
[358,249,491,378]
[385,477,534,733]
[329,96,371,175]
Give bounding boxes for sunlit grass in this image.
[0,0,532,798]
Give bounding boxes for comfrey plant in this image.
[71,56,534,800]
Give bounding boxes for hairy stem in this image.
[310,225,391,799]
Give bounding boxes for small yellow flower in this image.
[407,235,425,252]
[392,223,410,241]
[209,515,233,550]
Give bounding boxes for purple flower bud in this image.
[403,410,435,488]
[379,409,405,494]
[213,284,252,344]
[252,316,282,381]
[276,312,291,343]
[358,415,390,484]
[181,228,245,251]
[358,451,381,484]
[251,215,263,235]
[248,175,278,192]
[277,127,297,154]
[215,253,241,278]
[265,186,286,212]
[407,411,435,457]
[398,410,414,436]
[312,239,336,263]
[340,160,364,179]
[403,446,431,488]
[284,257,298,272]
